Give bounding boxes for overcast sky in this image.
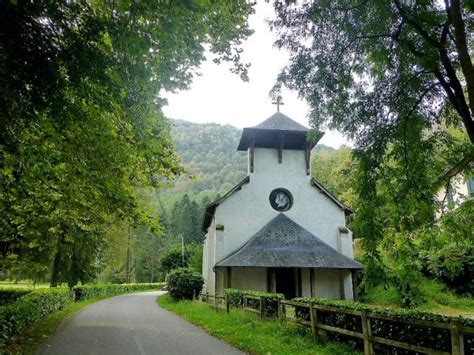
[162,2,349,148]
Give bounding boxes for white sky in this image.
[162,2,349,148]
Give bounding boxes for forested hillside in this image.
[169,119,248,199]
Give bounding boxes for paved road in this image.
[38,291,243,355]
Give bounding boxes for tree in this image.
[311,146,357,207]
[0,1,254,285]
[271,0,474,302]
[171,194,203,244]
[271,0,474,145]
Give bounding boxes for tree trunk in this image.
[50,233,65,287]
[449,0,474,143]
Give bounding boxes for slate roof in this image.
[237,112,324,151]
[253,112,310,131]
[215,214,363,269]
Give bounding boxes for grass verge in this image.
[157,294,360,355]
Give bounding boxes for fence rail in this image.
[196,292,473,355]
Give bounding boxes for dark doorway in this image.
[275,268,297,299]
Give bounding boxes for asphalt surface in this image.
[38,291,243,355]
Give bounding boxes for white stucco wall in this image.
[230,267,267,292]
[314,269,342,299]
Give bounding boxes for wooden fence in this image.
[197,292,474,355]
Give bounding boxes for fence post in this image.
[259,296,264,319]
[309,302,317,340]
[243,295,247,310]
[361,310,373,355]
[450,321,464,355]
[205,292,209,303]
[192,290,196,301]
[214,293,218,310]
[277,299,283,322]
[225,292,230,314]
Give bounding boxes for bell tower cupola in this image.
[237,111,324,175]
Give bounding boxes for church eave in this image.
[237,128,324,151]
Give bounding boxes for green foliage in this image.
[171,194,204,244]
[0,289,31,306]
[272,1,474,143]
[361,278,474,315]
[311,146,357,207]
[166,268,203,300]
[168,119,248,199]
[187,244,203,274]
[224,288,284,318]
[416,200,474,294]
[0,288,72,346]
[0,0,254,286]
[72,282,164,302]
[160,247,189,275]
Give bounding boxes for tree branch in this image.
[447,0,474,134]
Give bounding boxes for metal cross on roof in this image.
[272,95,284,112]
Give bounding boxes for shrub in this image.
[0,288,72,346]
[293,297,474,353]
[166,268,203,300]
[73,282,165,301]
[224,288,284,317]
[0,289,32,306]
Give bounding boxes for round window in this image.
[269,188,293,212]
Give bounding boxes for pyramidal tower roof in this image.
[237,112,323,151]
[252,112,309,131]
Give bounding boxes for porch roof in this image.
[215,214,363,270]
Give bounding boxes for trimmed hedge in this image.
[293,297,474,354]
[224,288,284,317]
[73,282,165,301]
[166,268,203,300]
[0,288,72,346]
[0,289,32,306]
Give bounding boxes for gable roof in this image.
[201,176,354,232]
[215,214,362,269]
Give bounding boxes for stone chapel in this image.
[202,111,362,300]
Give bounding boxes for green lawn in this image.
[360,278,474,317]
[157,294,360,355]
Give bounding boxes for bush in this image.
[0,288,72,346]
[293,297,474,354]
[0,289,32,306]
[73,282,165,301]
[224,288,284,317]
[166,268,203,300]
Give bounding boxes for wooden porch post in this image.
[351,270,358,301]
[226,267,232,289]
